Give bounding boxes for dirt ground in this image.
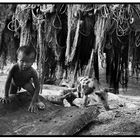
[1,67,140,136]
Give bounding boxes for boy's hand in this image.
[0,97,11,104]
[28,102,38,113]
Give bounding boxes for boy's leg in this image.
[9,83,18,95]
[22,82,35,96]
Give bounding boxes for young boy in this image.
[0,45,45,113]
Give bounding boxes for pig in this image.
[63,77,110,110]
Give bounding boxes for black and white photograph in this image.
[0,2,140,136]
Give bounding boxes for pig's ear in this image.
[104,88,108,92]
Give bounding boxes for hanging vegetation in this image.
[0,4,18,69]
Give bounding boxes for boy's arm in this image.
[4,66,14,98]
[31,69,40,104]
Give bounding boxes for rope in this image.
[7,17,20,32]
[7,5,31,31]
[40,4,54,13]
[135,34,140,47]
[59,4,67,14]
[7,4,54,32]
[31,8,45,22]
[52,12,62,30]
[101,5,109,18]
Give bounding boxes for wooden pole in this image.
[37,19,45,94]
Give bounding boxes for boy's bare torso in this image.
[11,64,36,87]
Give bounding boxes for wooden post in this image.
[37,19,45,94]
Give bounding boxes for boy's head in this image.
[17,45,36,70]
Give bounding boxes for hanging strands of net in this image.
[110,4,131,37]
[34,5,53,94]
[7,4,30,32]
[69,19,80,63]
[65,4,73,64]
[92,6,114,81]
[66,5,85,63]
[13,4,32,46]
[85,48,94,78]
[65,4,94,65]
[35,4,55,93]
[95,4,131,38]
[12,4,54,46]
[94,15,106,58]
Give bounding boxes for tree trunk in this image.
[0,91,99,135]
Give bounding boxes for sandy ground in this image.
[1,66,140,136]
